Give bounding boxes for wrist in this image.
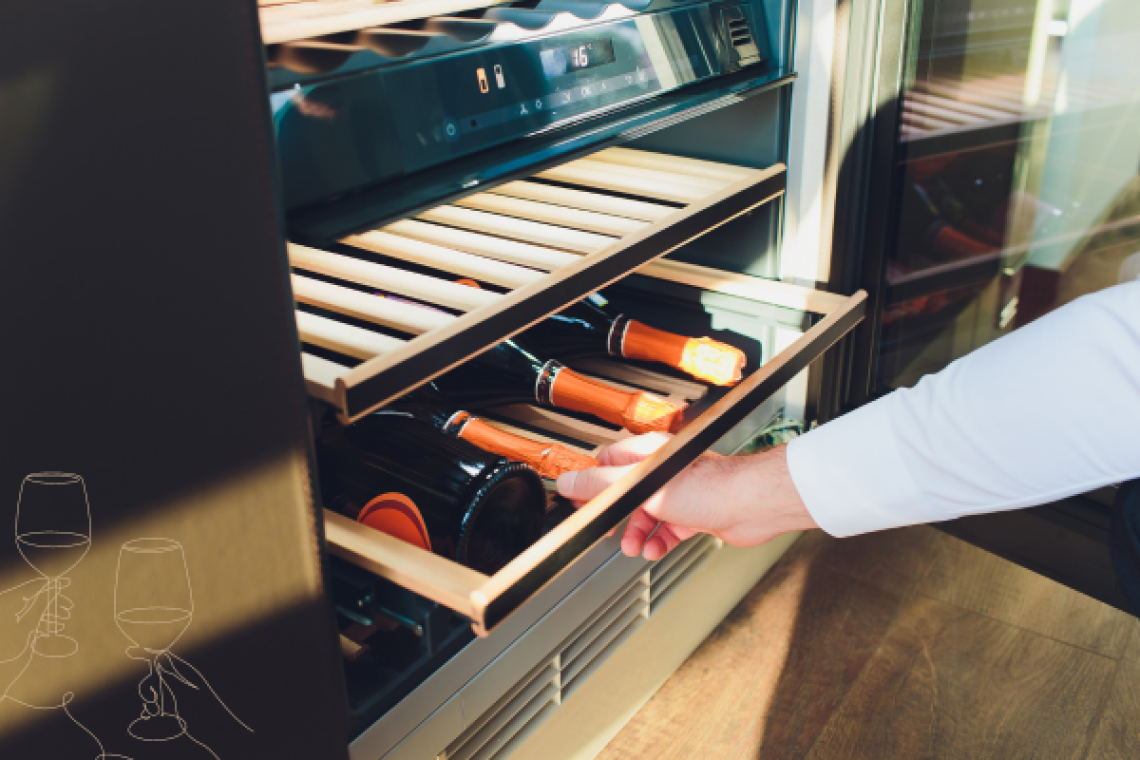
[725,444,817,544]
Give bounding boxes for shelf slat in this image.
[293,275,453,335]
[342,230,543,289]
[488,181,675,222]
[593,148,757,183]
[535,160,728,204]
[296,310,404,361]
[261,0,515,45]
[383,219,580,271]
[418,206,617,254]
[455,194,648,238]
[290,243,497,312]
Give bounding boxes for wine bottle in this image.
[434,336,687,435]
[523,294,747,386]
[387,384,599,479]
[318,413,546,575]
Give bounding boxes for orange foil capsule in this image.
[455,415,599,479]
[619,320,746,386]
[548,366,686,435]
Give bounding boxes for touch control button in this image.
[442,118,460,143]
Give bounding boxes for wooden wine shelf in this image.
[296,148,787,423]
[319,283,866,636]
[293,147,866,635]
[260,0,516,46]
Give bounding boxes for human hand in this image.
[0,578,49,696]
[556,433,817,560]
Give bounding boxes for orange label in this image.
[550,367,686,435]
[357,493,432,552]
[459,416,598,479]
[623,320,746,386]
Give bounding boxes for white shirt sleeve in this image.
[786,280,1140,537]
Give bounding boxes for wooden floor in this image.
[597,526,1140,760]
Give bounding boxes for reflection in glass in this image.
[879,0,1140,392]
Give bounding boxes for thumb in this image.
[556,464,635,502]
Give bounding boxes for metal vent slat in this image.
[475,701,560,760]
[650,546,719,615]
[444,660,557,760]
[656,537,715,601]
[467,683,559,760]
[561,599,648,687]
[560,610,647,701]
[649,534,710,584]
[560,578,648,669]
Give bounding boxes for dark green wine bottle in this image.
[318,413,546,575]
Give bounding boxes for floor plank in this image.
[600,527,1136,759]
[804,525,945,593]
[597,528,923,760]
[1120,620,1140,662]
[921,532,1135,657]
[1086,659,1140,760]
[804,594,1117,760]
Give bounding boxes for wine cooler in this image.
[20,0,1134,757]
[0,0,855,755]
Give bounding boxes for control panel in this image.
[273,2,769,211]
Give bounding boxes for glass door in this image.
[876,0,1140,393]
[835,0,1140,609]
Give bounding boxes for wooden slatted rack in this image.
[298,147,788,423]
[261,0,519,46]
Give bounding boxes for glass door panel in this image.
[876,0,1140,393]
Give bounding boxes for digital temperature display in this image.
[540,39,617,78]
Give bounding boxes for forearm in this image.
[788,281,1140,537]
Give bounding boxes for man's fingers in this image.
[556,464,634,502]
[644,523,686,561]
[620,508,659,557]
[597,432,673,466]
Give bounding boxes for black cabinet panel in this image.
[0,0,348,757]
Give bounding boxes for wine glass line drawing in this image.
[13,472,92,659]
[2,472,133,759]
[115,537,252,756]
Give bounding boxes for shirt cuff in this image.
[786,401,950,537]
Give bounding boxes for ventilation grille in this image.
[619,94,744,140]
[437,534,721,760]
[723,8,761,65]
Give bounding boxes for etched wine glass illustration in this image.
[115,538,194,741]
[14,472,92,658]
[114,538,251,753]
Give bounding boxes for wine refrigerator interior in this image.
[0,0,861,758]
